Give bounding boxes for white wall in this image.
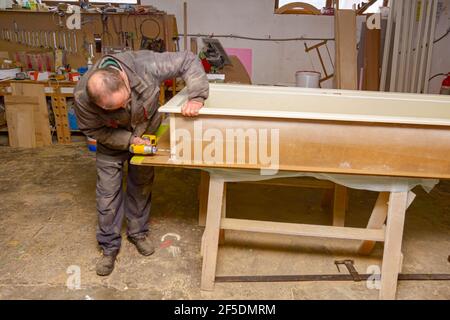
[146,0,336,87]
[146,0,449,93]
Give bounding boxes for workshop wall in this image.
[147,0,337,87]
[147,0,449,93]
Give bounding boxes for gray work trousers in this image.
[95,151,154,255]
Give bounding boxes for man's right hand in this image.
[131,136,152,146]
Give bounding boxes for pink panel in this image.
[225,48,253,78]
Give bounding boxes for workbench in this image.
[134,83,450,299]
[0,79,173,143]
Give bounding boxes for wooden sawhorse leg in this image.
[333,185,347,227]
[198,171,210,227]
[201,176,226,291]
[359,191,415,255]
[379,192,408,300]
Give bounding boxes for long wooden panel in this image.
[10,83,51,147]
[221,218,385,242]
[162,114,450,179]
[4,95,37,148]
[161,84,450,127]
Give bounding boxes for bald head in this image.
[86,68,129,110]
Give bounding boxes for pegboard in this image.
[0,10,177,70]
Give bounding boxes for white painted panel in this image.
[161,83,450,126]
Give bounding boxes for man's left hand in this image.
[181,100,203,117]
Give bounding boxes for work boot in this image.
[96,252,118,276]
[128,236,155,256]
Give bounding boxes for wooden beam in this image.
[334,9,358,90]
[411,0,427,92]
[358,192,390,254]
[201,177,225,291]
[198,171,210,227]
[359,191,416,255]
[389,0,404,92]
[190,37,198,55]
[357,0,378,15]
[221,218,386,242]
[417,0,433,93]
[363,20,381,91]
[403,0,418,92]
[379,192,408,300]
[397,0,411,92]
[380,0,396,91]
[333,184,347,227]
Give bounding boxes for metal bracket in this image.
[334,260,361,282]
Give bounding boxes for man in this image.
[74,50,209,276]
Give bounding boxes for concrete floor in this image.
[0,143,449,300]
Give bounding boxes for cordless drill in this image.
[129,134,158,155]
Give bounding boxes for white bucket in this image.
[295,71,321,88]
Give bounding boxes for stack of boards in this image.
[4,83,52,148]
[381,0,439,93]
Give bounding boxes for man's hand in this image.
[181,100,203,117]
[131,136,152,146]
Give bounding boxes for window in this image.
[277,0,327,10]
[275,0,385,14]
[43,0,139,4]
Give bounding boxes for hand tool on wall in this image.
[35,32,40,48]
[94,33,102,53]
[58,31,63,49]
[72,31,78,54]
[139,18,165,52]
[39,32,44,47]
[44,31,49,48]
[111,14,123,47]
[32,31,36,47]
[53,31,57,49]
[66,32,72,53]
[34,31,38,47]
[101,14,114,48]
